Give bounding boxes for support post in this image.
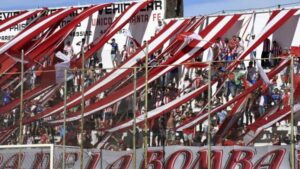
[207,61,212,169]
[18,49,24,169]
[290,55,295,169]
[133,66,137,169]
[62,69,67,169]
[144,41,149,169]
[80,39,85,169]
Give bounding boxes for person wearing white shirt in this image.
[63,41,74,59]
[258,94,266,116]
[155,20,165,34]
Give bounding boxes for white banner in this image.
[0,145,298,169]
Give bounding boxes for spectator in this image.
[233,68,244,94]
[63,41,74,59]
[225,71,236,101]
[2,88,12,105]
[182,111,194,146]
[258,91,268,116]
[121,45,129,63]
[282,87,290,108]
[271,88,282,106]
[40,128,49,144]
[280,49,290,87]
[216,109,227,125]
[155,20,165,34]
[236,37,245,69]
[270,40,281,67]
[229,35,238,59]
[73,70,81,92]
[246,61,257,84]
[261,38,271,68]
[158,116,166,146]
[128,41,136,55]
[271,133,281,145]
[103,106,113,126]
[108,38,120,68]
[166,112,176,145]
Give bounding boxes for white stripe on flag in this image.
[0,10,37,30]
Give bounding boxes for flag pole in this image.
[62,69,67,169]
[144,41,149,168]
[18,49,24,169]
[133,66,137,169]
[80,38,85,169]
[290,55,295,169]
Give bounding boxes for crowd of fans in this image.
[0,24,299,150]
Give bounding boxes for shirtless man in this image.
[166,111,176,144]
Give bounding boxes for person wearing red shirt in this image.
[229,35,239,59]
[182,112,195,146]
[282,88,290,108]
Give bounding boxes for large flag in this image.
[122,28,142,48]
[0,9,44,33]
[49,15,240,124]
[176,59,290,131]
[244,104,300,145]
[177,32,203,41]
[176,9,298,131]
[20,19,189,125]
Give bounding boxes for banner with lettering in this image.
[0,146,298,168]
[0,0,165,69]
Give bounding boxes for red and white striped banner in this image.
[244,104,300,145]
[0,8,77,74]
[26,4,111,60]
[176,59,291,131]
[82,1,153,60]
[48,15,240,124]
[215,95,250,138]
[228,9,298,71]
[0,9,43,33]
[17,19,189,126]
[176,9,298,131]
